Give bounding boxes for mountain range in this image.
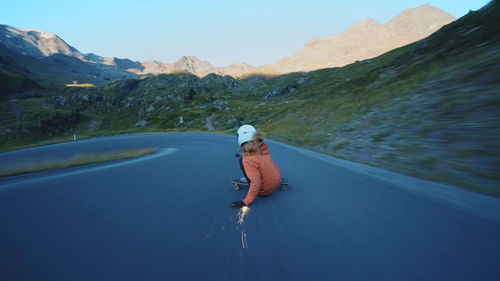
[0,3,454,86]
[258,4,455,74]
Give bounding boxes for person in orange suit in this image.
[232,125,282,208]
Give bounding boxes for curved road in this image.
[0,133,499,281]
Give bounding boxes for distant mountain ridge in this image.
[0,3,454,84]
[0,25,83,59]
[0,24,255,81]
[256,4,455,74]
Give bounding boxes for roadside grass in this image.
[397,165,500,198]
[0,137,76,153]
[0,147,159,178]
[333,141,351,150]
[65,83,96,87]
[0,127,234,153]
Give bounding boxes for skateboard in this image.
[232,178,288,191]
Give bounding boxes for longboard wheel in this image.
[233,183,240,190]
[281,184,287,190]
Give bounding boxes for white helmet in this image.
[237,125,256,146]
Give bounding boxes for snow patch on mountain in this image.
[21,29,56,39]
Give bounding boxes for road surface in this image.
[0,133,499,281]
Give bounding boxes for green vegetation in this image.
[0,147,159,177]
[371,131,392,142]
[1,1,499,196]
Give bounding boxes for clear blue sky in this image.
[1,0,491,66]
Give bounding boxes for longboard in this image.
[232,178,288,191]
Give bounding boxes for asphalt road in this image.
[0,133,499,281]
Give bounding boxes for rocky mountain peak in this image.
[385,3,455,37]
[347,17,382,32]
[176,56,200,64]
[0,24,83,59]
[172,56,214,76]
[19,28,56,40]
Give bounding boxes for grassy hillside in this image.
[0,44,42,100]
[0,1,499,196]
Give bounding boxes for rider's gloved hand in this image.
[231,201,247,208]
